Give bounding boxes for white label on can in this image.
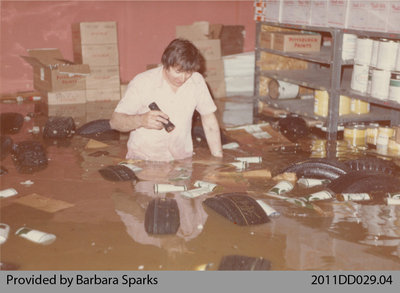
[376,40,398,71]
[268,180,294,195]
[235,157,262,164]
[351,64,369,93]
[389,77,400,102]
[297,178,330,188]
[371,68,391,99]
[194,180,217,191]
[256,199,280,217]
[340,193,371,201]
[304,190,333,201]
[354,38,373,65]
[15,227,56,245]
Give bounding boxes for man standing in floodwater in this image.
[110,38,223,161]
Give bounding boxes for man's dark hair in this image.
[161,38,204,72]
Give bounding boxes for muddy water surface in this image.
[1,100,400,271]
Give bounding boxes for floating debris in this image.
[0,188,18,198]
[336,193,372,202]
[20,180,34,186]
[15,193,74,213]
[15,227,56,245]
[229,161,248,171]
[256,199,280,217]
[386,192,400,205]
[267,180,294,196]
[43,116,75,139]
[181,187,210,198]
[234,156,262,164]
[88,150,109,157]
[297,178,331,188]
[242,169,272,179]
[0,135,13,160]
[0,112,24,135]
[144,198,180,235]
[11,141,48,173]
[193,180,217,191]
[85,139,109,149]
[154,183,187,193]
[299,190,334,202]
[222,142,240,149]
[0,223,10,245]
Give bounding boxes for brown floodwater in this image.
[1,98,400,271]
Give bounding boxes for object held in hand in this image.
[148,102,175,132]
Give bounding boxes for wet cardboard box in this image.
[272,32,321,52]
[21,48,90,92]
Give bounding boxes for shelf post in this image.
[326,28,343,142]
[253,22,262,123]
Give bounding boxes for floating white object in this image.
[15,227,56,245]
[0,188,18,198]
[0,224,10,245]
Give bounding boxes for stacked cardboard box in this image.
[21,48,90,105]
[176,21,226,98]
[72,21,121,102]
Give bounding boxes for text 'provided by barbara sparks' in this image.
[5,273,159,288]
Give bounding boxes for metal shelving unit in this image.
[254,21,400,140]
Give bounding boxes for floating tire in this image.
[76,119,120,141]
[144,198,180,235]
[218,255,271,271]
[328,171,400,193]
[98,165,138,182]
[203,193,270,226]
[43,116,76,139]
[279,158,350,180]
[11,141,48,173]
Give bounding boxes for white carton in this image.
[281,0,311,25]
[264,0,283,22]
[387,1,400,33]
[310,0,328,27]
[328,0,350,28]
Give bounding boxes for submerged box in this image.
[273,32,321,52]
[21,48,90,92]
[43,90,87,105]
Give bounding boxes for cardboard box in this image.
[264,0,283,22]
[220,25,244,56]
[192,39,221,60]
[43,90,87,105]
[72,21,118,45]
[281,0,311,25]
[73,43,119,66]
[327,0,350,28]
[259,31,274,49]
[206,79,226,98]
[348,1,387,32]
[46,103,87,126]
[273,32,321,52]
[86,88,121,102]
[387,1,400,33]
[85,65,120,90]
[176,21,222,41]
[21,49,90,92]
[204,59,225,81]
[310,0,328,27]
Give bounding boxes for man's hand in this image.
[141,110,170,130]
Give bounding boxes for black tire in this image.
[279,158,350,180]
[344,157,398,175]
[43,116,75,139]
[76,119,120,141]
[328,171,400,193]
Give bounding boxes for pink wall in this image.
[0,0,256,94]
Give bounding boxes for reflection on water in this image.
[1,100,400,270]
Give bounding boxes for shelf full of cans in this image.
[346,35,400,106]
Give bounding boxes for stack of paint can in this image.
[313,90,351,117]
[376,126,395,155]
[343,123,367,148]
[351,36,400,102]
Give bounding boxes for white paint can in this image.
[351,63,369,93]
[354,37,373,65]
[370,39,380,67]
[389,71,400,102]
[268,79,299,99]
[370,68,391,99]
[376,39,399,71]
[396,43,400,71]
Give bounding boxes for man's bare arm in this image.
[201,112,223,157]
[110,111,169,132]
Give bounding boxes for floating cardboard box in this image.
[72,21,118,45]
[15,193,74,213]
[73,43,119,66]
[85,65,120,90]
[21,48,90,92]
[273,32,321,52]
